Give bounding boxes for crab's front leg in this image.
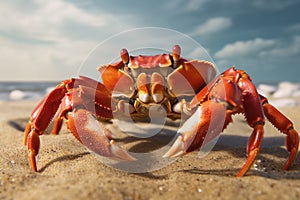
[164,68,267,177]
[163,72,239,157]
[24,76,134,172]
[57,87,136,163]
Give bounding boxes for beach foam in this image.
[9,90,42,101]
[272,82,300,98]
[257,82,300,107]
[257,84,278,97]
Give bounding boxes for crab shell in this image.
[98,46,217,110]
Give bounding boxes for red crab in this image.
[24,45,299,177]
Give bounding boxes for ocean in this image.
[0,81,299,108]
[0,81,58,101]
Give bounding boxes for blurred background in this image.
[0,0,300,100]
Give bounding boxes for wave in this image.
[0,81,57,101]
[257,82,300,107]
[1,81,299,107]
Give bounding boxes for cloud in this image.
[192,17,232,36]
[287,23,300,32]
[0,0,135,81]
[162,0,210,12]
[187,47,210,59]
[184,0,209,11]
[214,38,276,59]
[252,0,297,11]
[260,35,300,57]
[0,34,97,81]
[0,0,119,43]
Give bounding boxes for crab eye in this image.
[120,48,129,64]
[172,45,181,62]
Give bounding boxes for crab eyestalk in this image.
[120,48,130,72]
[172,45,181,68]
[120,48,129,64]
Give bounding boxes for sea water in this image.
[0,81,58,101]
[0,81,299,107]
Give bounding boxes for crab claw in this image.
[163,106,203,158]
[67,109,136,161]
[164,101,226,158]
[163,135,185,158]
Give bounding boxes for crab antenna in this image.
[120,48,129,65]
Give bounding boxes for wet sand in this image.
[0,100,300,200]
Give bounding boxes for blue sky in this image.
[1,0,300,83]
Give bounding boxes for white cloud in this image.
[192,17,232,36]
[0,35,97,81]
[187,47,210,58]
[214,38,276,59]
[287,24,300,32]
[260,36,300,57]
[253,0,297,11]
[162,0,209,12]
[0,0,118,42]
[0,0,135,81]
[184,0,209,11]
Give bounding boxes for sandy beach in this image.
[0,99,300,200]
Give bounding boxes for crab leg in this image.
[24,80,70,144]
[235,77,266,177]
[24,80,70,171]
[260,95,299,170]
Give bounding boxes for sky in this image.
[1,0,300,83]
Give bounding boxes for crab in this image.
[24,45,299,177]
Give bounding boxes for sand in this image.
[0,100,300,200]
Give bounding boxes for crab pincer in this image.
[66,109,136,162]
